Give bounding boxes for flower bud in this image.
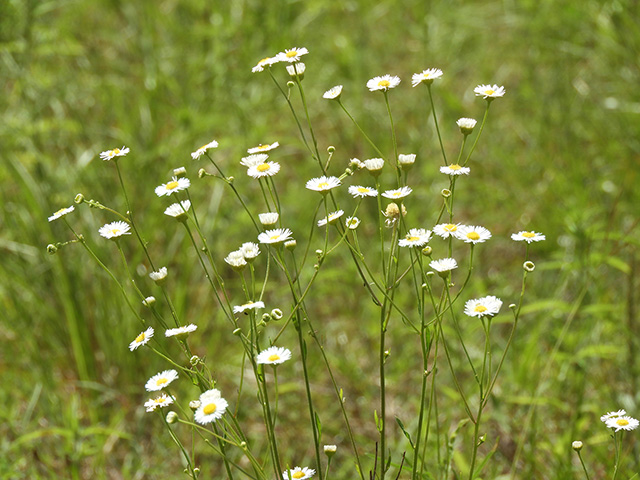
[189,400,201,410]
[74,193,85,204]
[271,308,283,320]
[324,445,337,457]
[456,117,477,135]
[47,244,58,255]
[327,145,336,154]
[173,166,187,178]
[190,355,200,366]
[523,260,535,272]
[421,246,432,256]
[285,239,297,250]
[166,411,178,424]
[572,441,583,451]
[441,188,451,198]
[398,153,416,171]
[198,168,207,178]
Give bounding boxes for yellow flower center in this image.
[154,397,165,404]
[392,191,402,197]
[474,305,487,313]
[203,403,217,415]
[378,80,390,88]
[156,378,168,386]
[407,236,420,242]
[318,182,329,189]
[466,232,480,241]
[259,57,270,64]
[111,229,120,235]
[286,50,298,58]
[449,164,462,170]
[166,181,179,190]
[616,418,629,426]
[357,187,369,193]
[292,472,305,479]
[257,144,269,150]
[199,144,208,150]
[55,208,66,215]
[268,354,280,362]
[270,235,280,240]
[256,163,271,172]
[522,232,536,238]
[486,89,495,95]
[135,332,146,343]
[444,224,457,232]
[113,148,120,154]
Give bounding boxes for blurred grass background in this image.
[2,0,640,478]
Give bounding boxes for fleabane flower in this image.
[464,295,503,318]
[164,200,191,219]
[225,250,247,270]
[306,176,341,193]
[144,393,174,412]
[100,146,129,161]
[286,63,305,78]
[248,142,279,154]
[240,242,261,261]
[145,369,179,392]
[429,258,458,272]
[129,327,154,351]
[381,186,413,201]
[165,324,197,337]
[155,176,190,197]
[433,223,461,239]
[399,228,432,247]
[367,74,401,92]
[256,346,292,365]
[282,466,316,480]
[601,410,627,423]
[247,161,281,178]
[317,210,344,227]
[277,47,309,63]
[363,158,385,176]
[241,153,269,167]
[191,140,218,160]
[48,206,75,222]
[258,228,293,245]
[99,221,131,239]
[149,267,168,284]
[348,185,378,198]
[252,56,278,73]
[454,225,492,244]
[511,231,546,243]
[194,389,228,425]
[259,212,279,226]
[398,154,416,170]
[440,164,470,176]
[456,118,477,134]
[323,85,343,100]
[474,84,506,99]
[606,416,640,432]
[346,216,360,230]
[233,301,265,314]
[411,68,443,87]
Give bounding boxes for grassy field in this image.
[2,0,640,478]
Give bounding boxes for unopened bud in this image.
[441,188,451,198]
[572,441,583,451]
[271,308,283,320]
[324,445,337,457]
[74,193,85,204]
[421,246,432,256]
[327,145,336,153]
[142,296,156,307]
[166,411,178,424]
[190,355,200,366]
[47,244,58,255]
[198,168,207,178]
[523,260,535,272]
[173,166,187,178]
[285,239,297,250]
[189,400,201,410]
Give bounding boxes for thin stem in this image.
[427,84,447,165]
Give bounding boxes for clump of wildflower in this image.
[48,206,75,222]
[399,228,432,248]
[258,228,293,245]
[129,327,154,351]
[100,146,129,161]
[155,176,190,197]
[194,389,228,425]
[144,393,174,412]
[248,142,279,154]
[282,466,316,480]
[474,84,506,99]
[464,295,503,318]
[233,301,266,314]
[145,369,179,392]
[367,74,401,92]
[306,176,341,193]
[165,324,197,337]
[440,164,470,176]
[454,225,492,244]
[411,68,443,87]
[317,210,344,227]
[191,140,218,160]
[323,85,343,100]
[511,231,546,243]
[256,346,292,365]
[99,221,131,239]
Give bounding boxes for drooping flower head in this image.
[165,324,197,337]
[233,301,266,314]
[164,200,191,220]
[317,210,344,227]
[252,56,278,73]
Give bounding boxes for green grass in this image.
[2,0,640,478]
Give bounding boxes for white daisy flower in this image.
[252,56,278,73]
[191,140,218,160]
[240,153,269,167]
[100,146,129,161]
[256,346,292,365]
[129,327,154,351]
[454,225,492,244]
[363,158,385,175]
[464,295,503,318]
[144,393,174,412]
[474,84,506,99]
[511,231,546,243]
[317,210,344,227]
[398,228,432,247]
[149,267,168,284]
[346,216,360,229]
[601,410,627,423]
[247,161,281,178]
[225,250,247,269]
[233,301,266,314]
[456,118,477,134]
[155,176,190,197]
[277,47,309,63]
[142,296,156,307]
[164,200,191,219]
[259,212,279,226]
[145,369,179,392]
[240,242,261,261]
[429,258,458,272]
[323,85,343,100]
[98,221,131,239]
[248,142,279,154]
[282,466,316,480]
[411,68,443,87]
[165,324,197,337]
[398,154,416,168]
[606,416,640,432]
[440,164,470,176]
[258,228,293,245]
[286,62,306,78]
[348,185,378,198]
[48,206,75,222]
[433,223,461,239]
[367,74,401,92]
[194,389,228,424]
[381,186,413,201]
[305,176,341,193]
